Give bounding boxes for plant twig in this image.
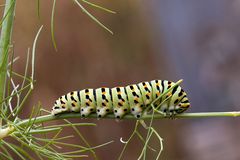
[0,111,237,139]
[14,111,240,127]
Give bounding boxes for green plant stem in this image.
[0,0,16,106]
[0,111,239,140]
[18,111,240,125]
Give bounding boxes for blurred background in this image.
[8,0,240,159]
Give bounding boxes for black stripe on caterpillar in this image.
[51,80,190,118]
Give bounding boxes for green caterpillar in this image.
[51,80,190,118]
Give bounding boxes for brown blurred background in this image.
[6,0,240,159]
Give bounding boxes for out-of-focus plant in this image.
[51,0,116,50]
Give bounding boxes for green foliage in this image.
[0,0,15,106]
[0,1,116,158]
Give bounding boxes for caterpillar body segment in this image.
[125,84,145,118]
[137,81,153,106]
[155,80,176,114]
[111,87,130,119]
[96,87,113,118]
[52,80,190,119]
[149,80,163,111]
[150,80,162,100]
[80,89,96,117]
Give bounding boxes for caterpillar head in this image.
[51,98,69,115]
[175,95,190,114]
[175,103,190,114]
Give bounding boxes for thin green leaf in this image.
[10,143,35,160]
[135,131,156,152]
[2,141,26,160]
[36,0,40,19]
[1,82,31,105]
[25,104,42,135]
[11,72,32,83]
[74,0,113,34]
[35,135,74,142]
[0,152,13,160]
[64,119,98,159]
[150,128,163,160]
[51,0,57,51]
[62,154,88,158]
[19,48,31,98]
[42,128,63,148]
[11,134,65,160]
[14,127,61,135]
[118,121,140,160]
[1,80,32,118]
[44,122,96,128]
[0,47,9,74]
[6,46,15,102]
[31,25,43,89]
[0,0,16,109]
[0,144,14,160]
[62,140,114,155]
[81,0,116,14]
[0,0,15,28]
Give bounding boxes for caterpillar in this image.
[51,80,190,118]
